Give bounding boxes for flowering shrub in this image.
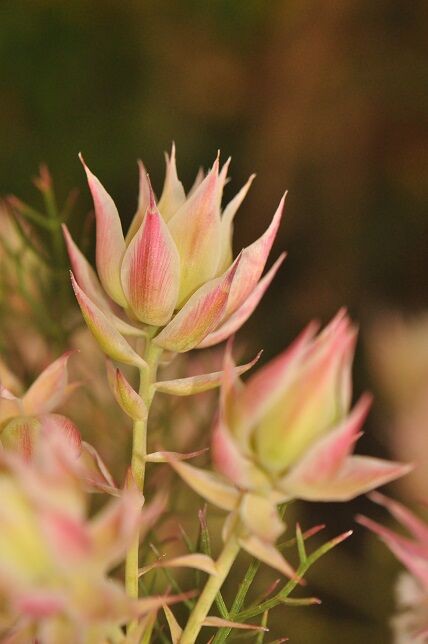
[0,148,412,642]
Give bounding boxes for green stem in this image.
[180,532,241,644]
[125,337,162,600]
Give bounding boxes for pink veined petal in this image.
[157,143,186,221]
[238,534,299,581]
[125,160,151,245]
[239,493,285,543]
[79,154,127,306]
[153,256,240,353]
[168,460,240,512]
[225,193,285,316]
[356,514,428,589]
[22,351,76,416]
[276,394,372,487]
[197,252,286,348]
[0,415,42,460]
[154,350,261,396]
[63,224,145,337]
[369,491,428,543]
[281,455,412,502]
[70,272,146,368]
[216,173,256,275]
[168,157,222,306]
[121,186,180,325]
[39,414,82,458]
[106,361,147,421]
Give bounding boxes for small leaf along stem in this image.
[125,335,162,603]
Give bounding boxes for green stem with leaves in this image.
[125,337,162,599]
[180,531,241,644]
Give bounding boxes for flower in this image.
[170,311,409,578]
[357,493,428,642]
[64,146,285,359]
[0,429,146,643]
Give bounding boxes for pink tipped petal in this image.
[40,510,91,562]
[79,441,118,495]
[22,352,76,416]
[70,272,146,368]
[125,160,151,244]
[239,493,285,543]
[106,361,147,421]
[39,414,82,458]
[225,194,285,316]
[369,491,428,543]
[282,456,412,502]
[157,143,186,221]
[154,257,240,353]
[168,158,222,305]
[169,460,240,511]
[63,224,144,337]
[217,174,256,275]
[121,190,180,325]
[154,351,262,396]
[198,253,286,348]
[212,415,271,491]
[238,534,299,581]
[79,154,127,306]
[357,515,428,589]
[278,395,372,487]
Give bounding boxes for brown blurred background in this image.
[0,1,427,641]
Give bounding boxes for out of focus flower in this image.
[171,311,409,577]
[367,312,428,497]
[0,352,79,455]
[64,146,285,360]
[357,492,428,642]
[0,429,160,643]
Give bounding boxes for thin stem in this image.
[125,337,162,600]
[180,532,241,644]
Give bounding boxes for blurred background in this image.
[0,1,427,641]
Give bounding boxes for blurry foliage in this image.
[0,0,427,641]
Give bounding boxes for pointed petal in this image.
[121,186,180,325]
[225,194,285,316]
[203,617,268,632]
[63,224,145,337]
[216,174,256,275]
[277,395,372,487]
[282,456,412,502]
[106,361,147,421]
[79,154,127,306]
[356,515,428,588]
[212,414,271,491]
[125,160,151,245]
[239,493,285,543]
[169,460,240,511]
[22,352,76,416]
[154,351,261,396]
[79,441,118,495]
[158,143,186,221]
[239,534,299,580]
[70,272,146,368]
[140,553,217,577]
[163,605,182,644]
[154,257,240,353]
[168,158,222,305]
[188,166,205,196]
[369,491,428,543]
[198,253,286,348]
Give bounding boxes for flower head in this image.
[170,312,409,578]
[64,146,285,358]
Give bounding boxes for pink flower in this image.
[64,146,285,359]
[357,493,428,642]
[169,312,409,578]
